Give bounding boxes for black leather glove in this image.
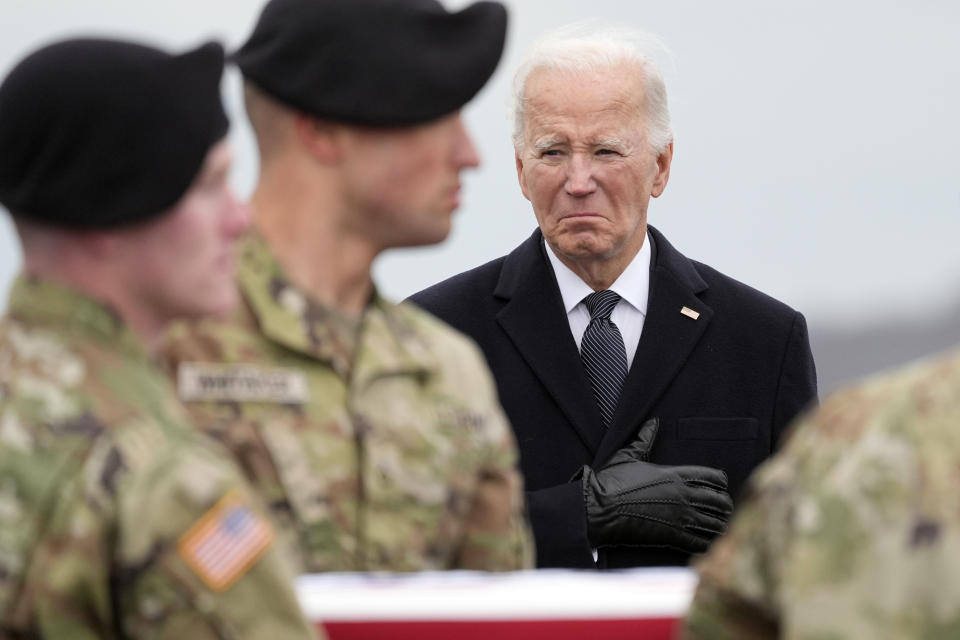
[582,418,733,554]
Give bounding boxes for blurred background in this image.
[2,0,958,394]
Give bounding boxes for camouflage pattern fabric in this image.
[161,233,534,573]
[0,276,320,639]
[683,347,960,640]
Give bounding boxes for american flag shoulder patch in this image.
[178,490,274,592]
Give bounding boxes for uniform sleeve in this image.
[20,474,114,640]
[681,486,785,640]
[32,430,322,640]
[453,349,535,571]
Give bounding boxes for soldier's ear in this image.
[294,114,341,163]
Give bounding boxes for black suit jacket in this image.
[409,226,817,569]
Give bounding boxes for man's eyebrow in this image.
[532,137,562,152]
[593,137,626,149]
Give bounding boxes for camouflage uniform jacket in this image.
[684,347,960,640]
[162,233,534,573]
[0,276,319,640]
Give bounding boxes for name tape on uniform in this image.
[178,362,310,403]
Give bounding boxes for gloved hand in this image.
[582,418,733,554]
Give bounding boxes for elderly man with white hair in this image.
[410,25,818,569]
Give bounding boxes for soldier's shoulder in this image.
[0,319,97,440]
[389,301,508,430]
[0,315,226,478]
[0,321,225,557]
[0,316,89,383]
[755,346,960,501]
[393,299,488,363]
[809,346,960,443]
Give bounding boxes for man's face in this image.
[338,111,480,249]
[114,140,250,325]
[516,65,672,267]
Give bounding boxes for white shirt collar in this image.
[544,234,652,316]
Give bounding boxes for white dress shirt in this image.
[544,236,652,371]
[545,235,652,563]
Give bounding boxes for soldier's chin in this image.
[393,220,453,249]
[198,285,240,320]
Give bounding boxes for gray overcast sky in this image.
[2,0,959,330]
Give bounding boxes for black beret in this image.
[234,0,507,126]
[0,38,228,229]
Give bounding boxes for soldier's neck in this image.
[251,187,375,319]
[22,247,168,353]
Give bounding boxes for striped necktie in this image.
[580,290,628,429]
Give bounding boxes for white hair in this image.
[511,24,674,155]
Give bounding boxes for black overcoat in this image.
[409,226,817,568]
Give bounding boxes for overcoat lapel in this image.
[594,227,713,466]
[494,230,605,454]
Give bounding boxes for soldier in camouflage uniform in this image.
[683,347,960,639]
[160,0,534,573]
[0,38,318,638]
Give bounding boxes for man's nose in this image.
[565,154,596,196]
[451,113,481,169]
[223,189,252,237]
